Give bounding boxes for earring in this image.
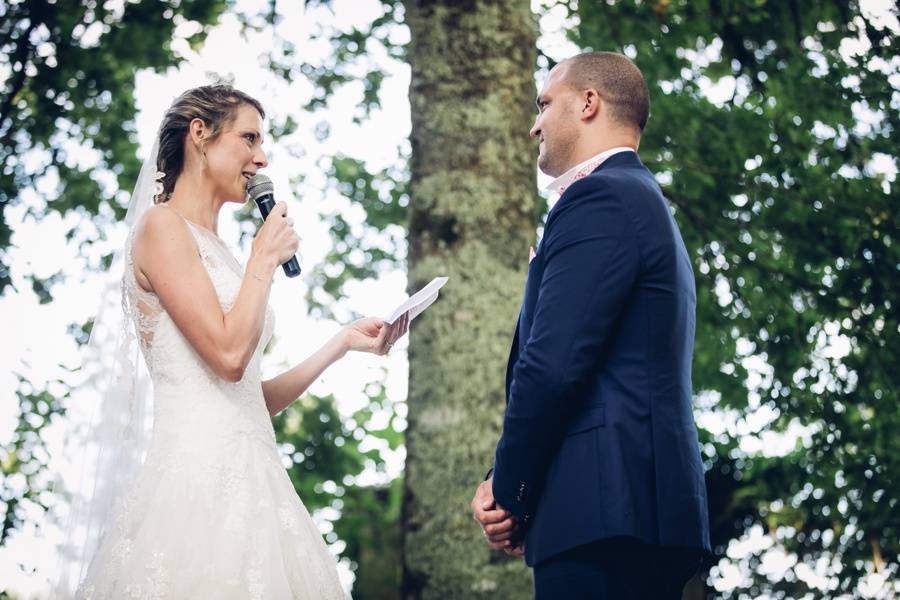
[196,143,207,166]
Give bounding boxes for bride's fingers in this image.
[370,314,409,355]
[387,327,401,349]
[391,315,403,344]
[384,321,403,352]
[367,319,384,337]
[388,314,408,347]
[387,323,399,345]
[370,322,389,350]
[380,324,396,354]
[394,314,408,342]
[394,315,409,343]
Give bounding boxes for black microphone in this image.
[246,174,301,278]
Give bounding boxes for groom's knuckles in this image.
[473,509,495,524]
[475,510,502,527]
[487,529,513,543]
[484,519,514,535]
[488,508,510,521]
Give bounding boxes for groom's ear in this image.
[580,89,601,121]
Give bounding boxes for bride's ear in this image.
[188,118,208,156]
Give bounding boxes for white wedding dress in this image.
[74,217,346,599]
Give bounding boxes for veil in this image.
[49,136,162,598]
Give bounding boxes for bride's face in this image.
[203,104,268,203]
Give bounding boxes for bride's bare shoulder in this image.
[132,204,197,268]
[134,205,191,247]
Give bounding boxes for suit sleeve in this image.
[492,181,641,521]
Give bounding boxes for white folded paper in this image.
[384,276,448,325]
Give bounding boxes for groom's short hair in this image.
[562,52,651,132]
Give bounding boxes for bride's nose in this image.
[253,147,269,169]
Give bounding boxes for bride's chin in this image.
[227,187,249,204]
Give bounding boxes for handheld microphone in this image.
[246,174,301,278]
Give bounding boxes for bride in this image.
[53,84,408,599]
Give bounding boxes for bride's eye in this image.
[243,133,256,143]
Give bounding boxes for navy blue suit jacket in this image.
[492,151,711,567]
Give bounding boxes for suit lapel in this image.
[505,313,521,404]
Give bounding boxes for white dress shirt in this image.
[545,147,636,195]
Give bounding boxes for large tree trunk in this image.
[402,1,538,598]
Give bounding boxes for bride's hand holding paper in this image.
[343,311,410,356]
[340,276,448,356]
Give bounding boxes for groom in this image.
[471,52,711,598]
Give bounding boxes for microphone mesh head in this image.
[247,174,274,201]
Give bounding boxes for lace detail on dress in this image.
[122,230,163,352]
[75,217,346,599]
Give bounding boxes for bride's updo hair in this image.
[154,84,265,203]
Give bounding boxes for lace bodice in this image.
[122,216,276,445]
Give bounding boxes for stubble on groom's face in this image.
[531,64,580,178]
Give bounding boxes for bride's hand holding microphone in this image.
[247,174,301,278]
[249,200,299,278]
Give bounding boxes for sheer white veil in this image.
[49,135,162,598]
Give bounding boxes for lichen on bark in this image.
[402,1,538,598]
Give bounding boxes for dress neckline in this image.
[183,219,230,250]
[161,204,229,249]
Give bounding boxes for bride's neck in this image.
[167,173,223,234]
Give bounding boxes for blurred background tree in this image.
[401,1,537,597]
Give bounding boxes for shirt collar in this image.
[545,147,636,194]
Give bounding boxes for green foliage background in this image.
[0,0,896,598]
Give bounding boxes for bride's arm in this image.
[133,203,295,382]
[261,331,349,417]
[262,313,409,417]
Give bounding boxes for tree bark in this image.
[402,1,538,598]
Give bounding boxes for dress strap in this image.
[158,204,243,277]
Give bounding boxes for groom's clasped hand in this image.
[471,477,525,557]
